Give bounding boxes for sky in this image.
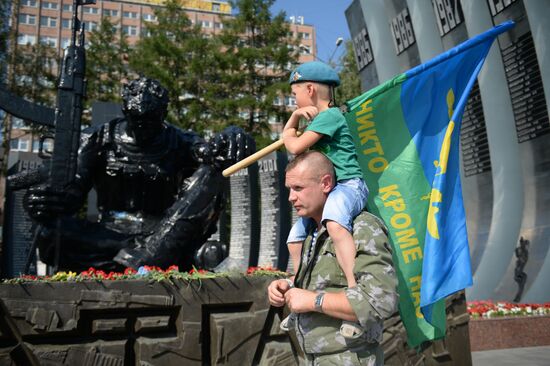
[270,0,354,65]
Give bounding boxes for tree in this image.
[0,0,10,83]
[7,42,57,107]
[86,17,130,105]
[1,40,58,177]
[129,0,216,133]
[215,0,298,144]
[335,40,362,105]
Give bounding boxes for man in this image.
[267,151,398,365]
[22,77,254,271]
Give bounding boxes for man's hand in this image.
[267,279,293,307]
[284,288,316,313]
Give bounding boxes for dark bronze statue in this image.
[513,236,529,302]
[22,77,254,272]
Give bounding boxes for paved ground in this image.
[472,346,550,365]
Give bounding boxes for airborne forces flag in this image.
[344,21,515,347]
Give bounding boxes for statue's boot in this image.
[114,165,225,270]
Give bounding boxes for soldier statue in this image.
[22,77,254,272]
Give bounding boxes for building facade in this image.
[346,0,550,302]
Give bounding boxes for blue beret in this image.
[289,61,341,87]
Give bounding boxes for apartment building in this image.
[13,0,315,61]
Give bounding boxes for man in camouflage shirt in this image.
[268,151,398,365]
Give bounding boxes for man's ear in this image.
[320,173,334,194]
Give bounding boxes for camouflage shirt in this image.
[292,211,398,362]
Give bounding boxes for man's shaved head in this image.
[286,151,335,183]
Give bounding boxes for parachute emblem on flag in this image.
[427,88,456,241]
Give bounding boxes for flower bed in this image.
[467,300,550,351]
[1,265,288,284]
[467,300,550,318]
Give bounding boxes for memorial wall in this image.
[1,155,43,278]
[257,152,290,270]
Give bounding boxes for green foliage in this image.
[2,40,57,163]
[0,0,10,82]
[129,0,216,132]
[335,40,362,105]
[215,0,298,143]
[7,42,57,106]
[86,17,130,104]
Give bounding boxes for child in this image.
[281,61,369,339]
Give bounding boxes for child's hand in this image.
[292,106,319,122]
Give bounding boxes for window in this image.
[123,11,138,19]
[62,18,72,29]
[17,34,36,45]
[285,96,296,107]
[214,22,223,29]
[61,37,70,49]
[103,9,119,17]
[83,21,98,31]
[40,36,58,47]
[32,139,53,153]
[43,57,57,70]
[40,16,57,28]
[10,138,30,152]
[273,97,283,106]
[19,139,30,152]
[12,117,27,129]
[299,32,310,40]
[122,25,138,36]
[83,7,99,14]
[20,0,37,7]
[15,75,32,86]
[63,4,72,12]
[19,14,36,25]
[201,20,211,28]
[44,140,54,153]
[212,2,221,12]
[41,1,58,10]
[142,13,156,21]
[299,45,311,54]
[43,56,57,70]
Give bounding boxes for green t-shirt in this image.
[305,107,363,181]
